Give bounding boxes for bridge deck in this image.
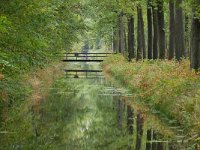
[64,69,102,73]
[62,52,115,62]
[66,56,108,58]
[62,60,104,62]
[65,69,103,78]
[65,52,115,55]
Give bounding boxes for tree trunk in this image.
[191,10,200,71]
[127,105,134,134]
[137,6,145,60]
[153,5,159,59]
[128,15,135,61]
[135,112,144,150]
[169,0,175,60]
[124,26,127,53]
[146,129,152,150]
[157,0,165,59]
[127,105,134,150]
[175,0,185,60]
[141,12,146,59]
[185,13,190,57]
[119,12,125,54]
[157,142,165,150]
[117,99,124,129]
[152,131,157,149]
[113,27,119,53]
[147,0,153,59]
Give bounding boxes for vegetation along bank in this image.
[102,54,200,144]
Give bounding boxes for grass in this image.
[102,54,200,144]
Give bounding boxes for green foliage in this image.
[0,16,12,33]
[0,0,86,77]
[0,0,86,123]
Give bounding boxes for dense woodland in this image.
[0,0,200,149]
[85,0,200,70]
[0,0,200,76]
[0,0,86,77]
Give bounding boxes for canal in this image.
[0,62,190,150]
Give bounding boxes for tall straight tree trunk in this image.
[153,5,159,59]
[146,129,152,150]
[137,6,145,60]
[191,9,200,71]
[175,0,185,60]
[127,105,134,134]
[169,0,175,60]
[147,0,153,59]
[157,0,166,59]
[152,131,157,149]
[141,12,146,59]
[113,27,119,53]
[124,27,127,53]
[128,15,135,61]
[185,13,190,57]
[117,99,124,129]
[127,105,134,150]
[135,112,144,150]
[119,12,125,54]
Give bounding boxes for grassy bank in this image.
[102,54,200,142]
[0,61,64,125]
[0,61,64,149]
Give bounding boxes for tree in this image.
[127,105,134,134]
[127,105,134,150]
[147,0,153,59]
[113,26,120,52]
[191,2,200,71]
[169,0,175,60]
[136,112,144,150]
[146,129,152,150]
[119,12,126,53]
[128,15,135,61]
[157,0,166,59]
[175,0,186,60]
[137,6,146,60]
[0,0,85,75]
[153,3,159,59]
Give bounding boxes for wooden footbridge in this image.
[62,52,114,62]
[62,52,115,78]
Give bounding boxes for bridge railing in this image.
[64,69,104,78]
[62,52,116,62]
[62,52,116,78]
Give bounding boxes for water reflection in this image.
[0,76,191,149]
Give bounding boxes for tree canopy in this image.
[0,0,86,76]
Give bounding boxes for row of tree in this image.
[1,0,199,72]
[86,0,200,71]
[121,0,199,70]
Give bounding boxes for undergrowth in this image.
[0,62,63,125]
[102,54,200,144]
[0,62,64,149]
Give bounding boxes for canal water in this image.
[0,63,192,150]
